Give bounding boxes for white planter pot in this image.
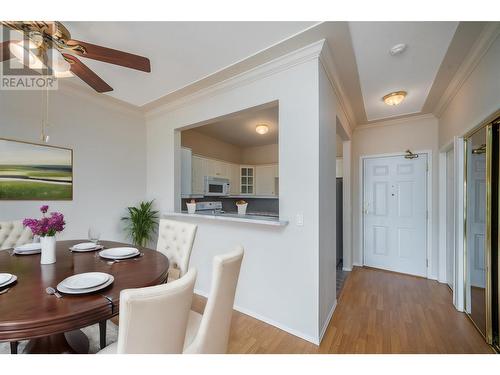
[237,203,248,215]
[186,203,196,214]
[40,235,57,265]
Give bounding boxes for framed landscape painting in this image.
[0,138,73,200]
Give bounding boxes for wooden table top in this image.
[0,240,169,342]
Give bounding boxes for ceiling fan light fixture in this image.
[9,40,44,69]
[47,49,73,78]
[255,124,269,135]
[383,91,407,106]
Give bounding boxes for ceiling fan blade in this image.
[1,41,13,61]
[66,39,151,72]
[62,53,113,93]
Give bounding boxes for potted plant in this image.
[23,205,65,265]
[236,200,248,215]
[121,200,159,247]
[186,199,197,214]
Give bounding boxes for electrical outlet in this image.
[296,213,304,226]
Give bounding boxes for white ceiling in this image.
[60,22,315,106]
[349,22,458,121]
[192,105,278,147]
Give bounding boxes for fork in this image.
[0,288,10,295]
[106,253,144,265]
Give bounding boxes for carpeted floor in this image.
[0,321,118,354]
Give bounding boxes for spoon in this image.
[46,286,62,298]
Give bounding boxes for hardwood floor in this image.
[192,267,494,354]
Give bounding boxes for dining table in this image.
[0,240,169,354]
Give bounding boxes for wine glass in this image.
[88,227,101,245]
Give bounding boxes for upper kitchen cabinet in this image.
[256,164,279,196]
[181,147,193,197]
[240,166,255,195]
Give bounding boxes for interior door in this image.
[363,154,428,277]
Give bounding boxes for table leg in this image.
[99,320,106,349]
[10,341,18,354]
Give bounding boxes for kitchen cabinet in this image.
[240,166,255,195]
[256,164,279,196]
[191,155,205,194]
[181,148,192,196]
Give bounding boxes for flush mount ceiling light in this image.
[255,124,269,135]
[389,43,407,56]
[383,91,407,106]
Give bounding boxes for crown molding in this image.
[434,22,500,118]
[318,41,356,136]
[144,40,326,119]
[354,113,437,132]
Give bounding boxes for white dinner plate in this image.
[72,242,98,250]
[57,275,114,294]
[61,272,110,290]
[99,247,139,260]
[69,244,104,252]
[0,273,13,286]
[0,275,17,288]
[14,249,41,255]
[14,243,41,252]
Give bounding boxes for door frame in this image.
[359,150,433,278]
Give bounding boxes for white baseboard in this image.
[194,288,319,345]
[319,299,337,343]
[352,262,363,267]
[342,266,352,272]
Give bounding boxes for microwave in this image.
[204,176,230,196]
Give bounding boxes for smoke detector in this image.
[389,43,407,56]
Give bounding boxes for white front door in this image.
[446,148,455,289]
[363,154,428,277]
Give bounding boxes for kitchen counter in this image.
[163,211,288,226]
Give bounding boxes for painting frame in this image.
[0,137,73,201]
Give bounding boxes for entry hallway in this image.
[193,267,493,353]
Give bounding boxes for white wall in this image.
[318,61,337,338]
[439,33,500,147]
[146,43,326,343]
[241,143,278,164]
[351,115,440,278]
[0,85,146,242]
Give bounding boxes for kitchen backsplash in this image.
[181,197,279,216]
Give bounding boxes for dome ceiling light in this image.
[255,124,269,135]
[383,91,407,106]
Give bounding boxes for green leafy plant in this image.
[121,200,159,247]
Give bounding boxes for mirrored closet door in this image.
[464,116,499,348]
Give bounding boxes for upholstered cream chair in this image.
[157,219,197,282]
[0,220,33,250]
[98,268,197,354]
[183,246,244,354]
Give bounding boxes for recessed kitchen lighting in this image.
[383,91,407,106]
[389,43,407,56]
[255,124,269,135]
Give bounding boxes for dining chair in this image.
[156,219,197,282]
[183,246,244,354]
[98,268,197,354]
[0,220,33,251]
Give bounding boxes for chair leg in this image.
[99,320,106,349]
[10,341,18,354]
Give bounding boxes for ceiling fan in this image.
[0,21,151,93]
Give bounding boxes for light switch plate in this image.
[296,213,304,226]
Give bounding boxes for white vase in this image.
[186,203,196,214]
[40,235,57,265]
[237,203,248,215]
